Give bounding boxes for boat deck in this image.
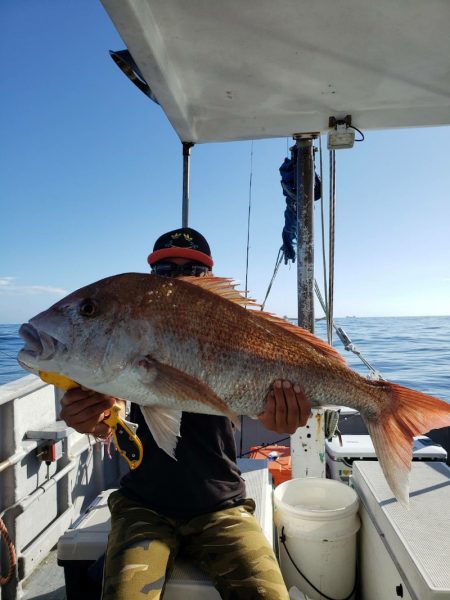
[21,549,65,600]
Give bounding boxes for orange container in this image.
[249,445,291,487]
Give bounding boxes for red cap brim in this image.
[147,247,214,267]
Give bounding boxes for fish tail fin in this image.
[362,382,450,507]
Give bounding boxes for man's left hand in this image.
[258,380,312,434]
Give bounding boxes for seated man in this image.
[60,227,311,600]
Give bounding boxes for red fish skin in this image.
[18,273,450,504]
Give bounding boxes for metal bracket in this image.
[329,114,352,128]
[26,421,72,441]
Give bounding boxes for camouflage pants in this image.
[101,490,289,600]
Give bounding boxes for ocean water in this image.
[0,324,28,386]
[1,317,449,402]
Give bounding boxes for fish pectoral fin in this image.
[139,406,182,459]
[137,355,239,427]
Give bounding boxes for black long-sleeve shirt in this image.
[120,405,246,518]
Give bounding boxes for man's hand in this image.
[258,380,312,434]
[60,387,121,438]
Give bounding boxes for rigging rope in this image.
[244,140,254,299]
[327,149,336,345]
[260,249,284,312]
[242,140,254,455]
[318,136,329,325]
[260,139,381,378]
[315,280,382,380]
[0,517,16,586]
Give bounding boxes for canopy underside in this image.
[101,0,450,143]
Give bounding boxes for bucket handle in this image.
[280,527,357,600]
[282,521,360,542]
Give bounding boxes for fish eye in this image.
[78,299,98,317]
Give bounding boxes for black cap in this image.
[147,227,213,268]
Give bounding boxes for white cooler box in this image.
[352,460,450,600]
[326,435,447,484]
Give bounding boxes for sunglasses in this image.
[151,261,210,277]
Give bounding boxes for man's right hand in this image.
[60,387,118,438]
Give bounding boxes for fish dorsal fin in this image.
[181,276,346,366]
[178,276,258,308]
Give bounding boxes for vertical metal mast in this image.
[291,133,326,480]
[295,135,316,333]
[182,142,194,227]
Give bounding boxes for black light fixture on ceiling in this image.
[109,49,159,104]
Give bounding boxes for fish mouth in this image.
[18,323,61,363]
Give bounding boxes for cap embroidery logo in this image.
[166,232,198,249]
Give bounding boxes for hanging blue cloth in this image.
[280,155,321,263]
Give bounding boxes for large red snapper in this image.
[17,273,450,505]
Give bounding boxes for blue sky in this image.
[1,1,449,324]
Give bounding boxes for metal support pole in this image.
[182,142,194,228]
[295,136,316,333]
[291,134,325,480]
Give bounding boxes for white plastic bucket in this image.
[274,478,360,600]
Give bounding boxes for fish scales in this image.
[148,283,338,414]
[17,272,450,506]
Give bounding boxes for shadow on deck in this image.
[21,549,66,600]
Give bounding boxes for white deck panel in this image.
[353,461,450,600]
[100,0,450,142]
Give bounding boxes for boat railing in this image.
[0,375,122,600]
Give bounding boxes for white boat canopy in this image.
[101,0,450,143]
